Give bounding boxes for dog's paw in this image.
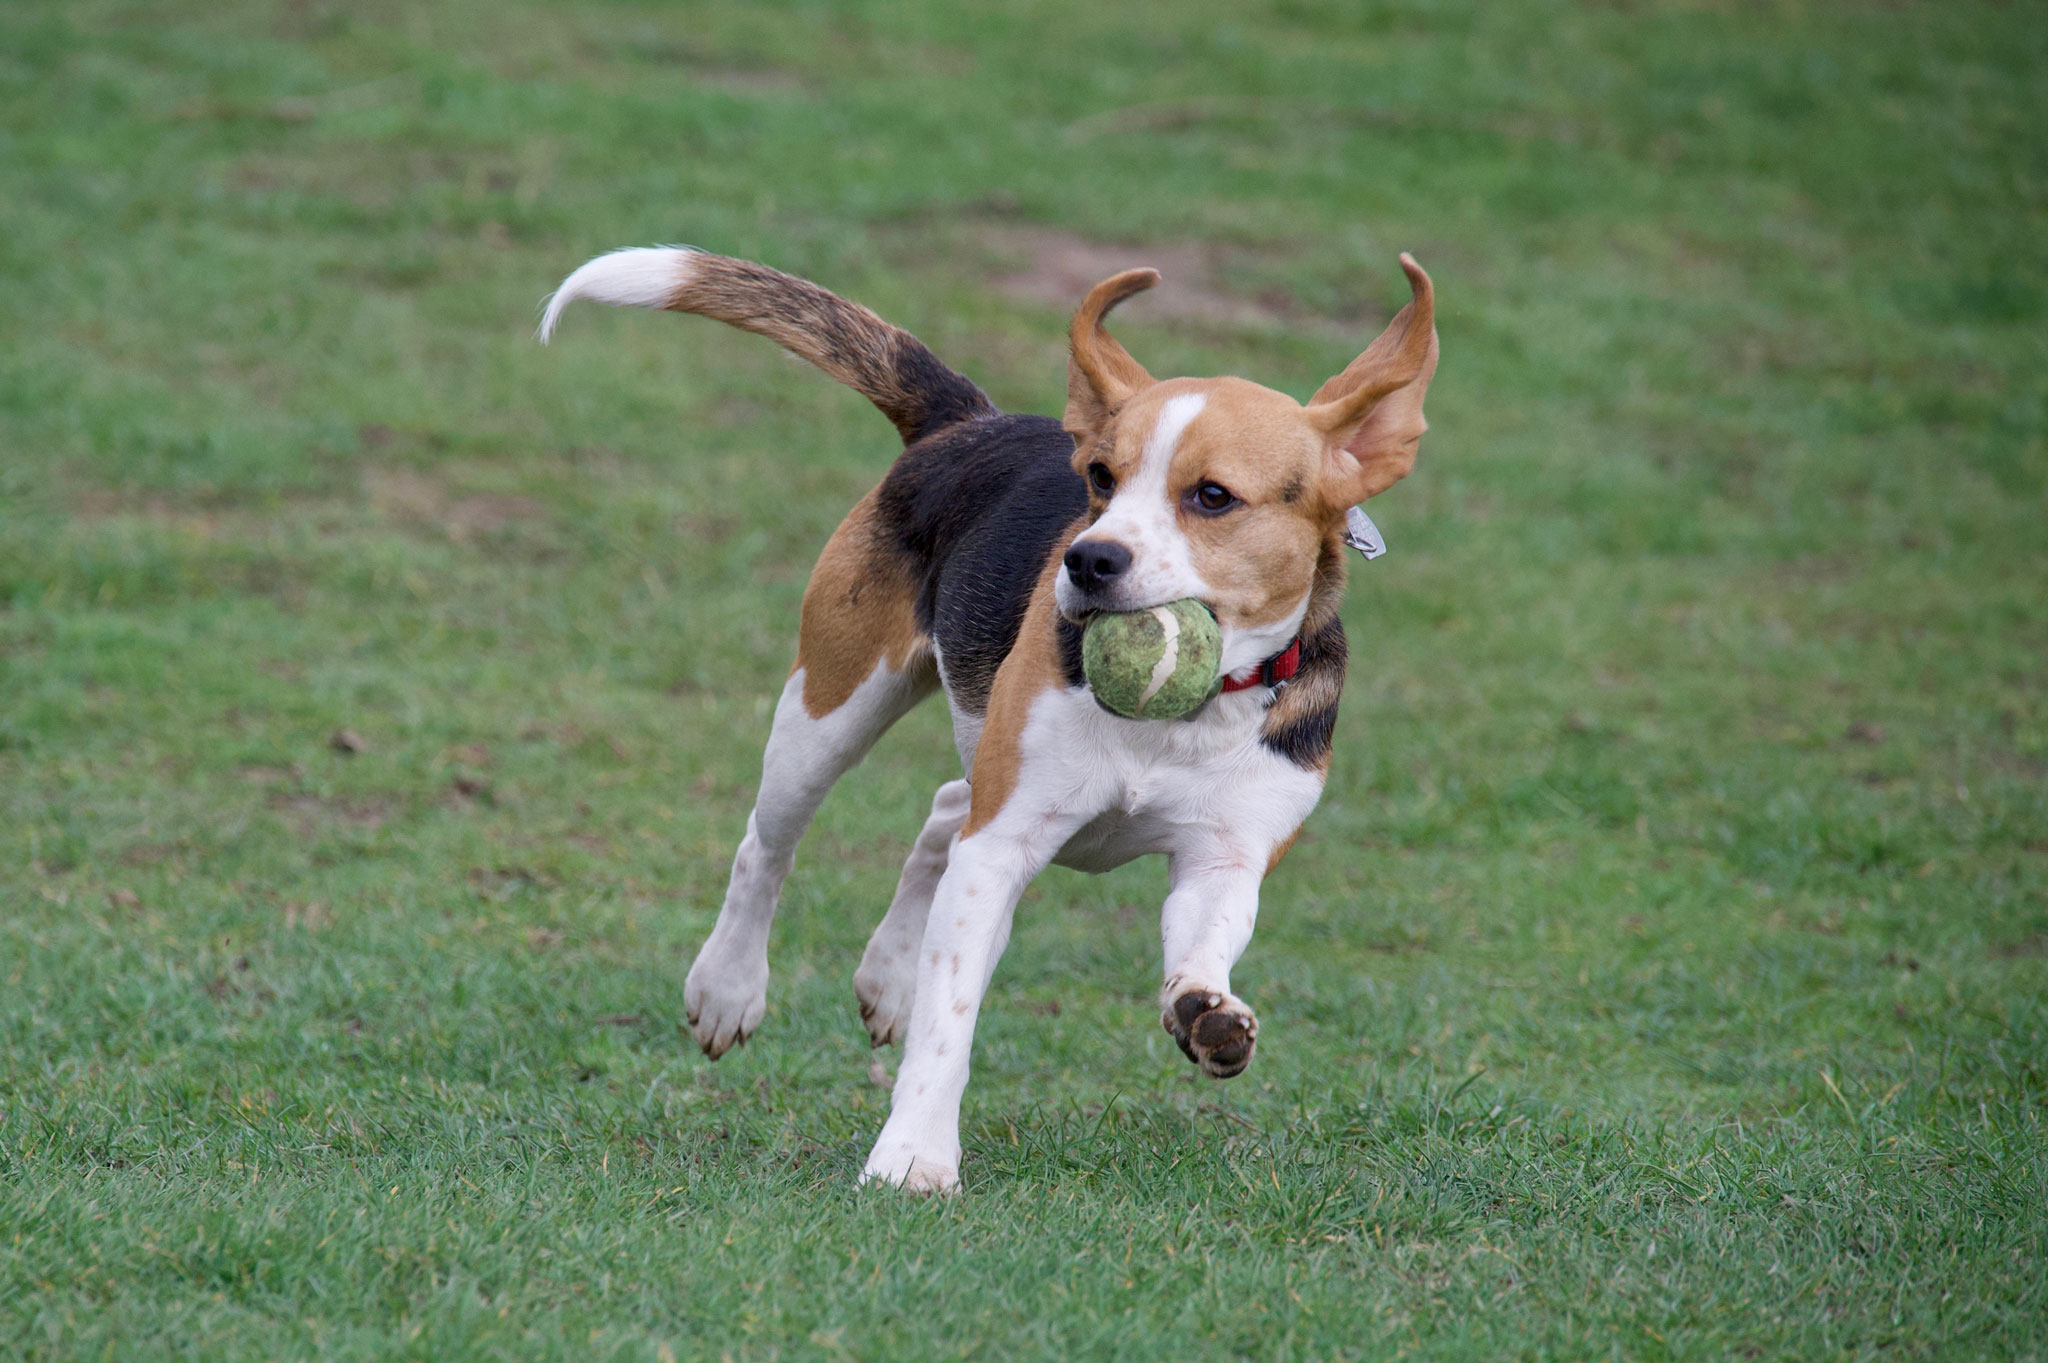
[1163,988,1259,1079]
[860,1116,962,1194]
[682,946,769,1059]
[860,1148,960,1196]
[853,948,917,1048]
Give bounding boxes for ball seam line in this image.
[1138,605,1182,709]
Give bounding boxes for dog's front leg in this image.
[1158,855,1266,1079]
[860,809,1084,1194]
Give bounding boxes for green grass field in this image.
[3,0,2045,1357]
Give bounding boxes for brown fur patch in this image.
[1265,829,1301,877]
[794,492,933,717]
[961,518,1088,836]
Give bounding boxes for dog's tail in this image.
[539,247,996,446]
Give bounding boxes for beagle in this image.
[540,246,1437,1192]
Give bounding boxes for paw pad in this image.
[1163,990,1258,1079]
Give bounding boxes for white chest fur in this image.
[1003,685,1326,872]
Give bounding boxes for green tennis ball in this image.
[1081,599,1224,720]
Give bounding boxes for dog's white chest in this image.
[1023,687,1325,872]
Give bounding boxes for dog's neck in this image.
[1301,532,1350,640]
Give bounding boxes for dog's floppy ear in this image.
[1064,269,1159,442]
[1305,254,1438,506]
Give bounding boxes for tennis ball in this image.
[1080,599,1223,720]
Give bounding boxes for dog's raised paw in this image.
[1164,990,1258,1079]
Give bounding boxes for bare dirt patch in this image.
[446,495,546,537]
[268,792,393,837]
[364,468,548,543]
[985,229,1255,325]
[469,866,560,902]
[363,467,443,521]
[68,491,223,533]
[1991,934,2046,960]
[933,220,1395,340]
[979,226,1349,332]
[283,900,332,930]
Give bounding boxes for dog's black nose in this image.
[1063,539,1133,593]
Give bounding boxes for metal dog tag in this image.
[1343,506,1387,561]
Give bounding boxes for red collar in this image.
[1220,637,1301,693]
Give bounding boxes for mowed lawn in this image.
[3,0,2045,1357]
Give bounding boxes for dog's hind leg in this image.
[684,501,936,1057]
[855,779,970,1047]
[684,657,930,1057]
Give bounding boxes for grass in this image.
[2,0,2044,1356]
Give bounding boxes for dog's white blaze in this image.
[1138,605,1182,706]
[537,246,699,342]
[1142,391,1207,472]
[1073,391,1209,604]
[1056,392,1209,623]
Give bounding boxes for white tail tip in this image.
[536,246,700,343]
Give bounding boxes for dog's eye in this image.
[1188,482,1238,515]
[1087,463,1115,495]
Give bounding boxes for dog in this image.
[539,245,1437,1192]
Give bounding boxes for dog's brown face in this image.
[1064,378,1332,638]
[1054,258,1439,668]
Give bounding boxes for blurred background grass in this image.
[1,1,2044,1358]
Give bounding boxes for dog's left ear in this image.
[1305,254,1438,506]
[1064,269,1160,444]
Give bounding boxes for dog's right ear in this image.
[1064,269,1159,443]
[1304,254,1437,506]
